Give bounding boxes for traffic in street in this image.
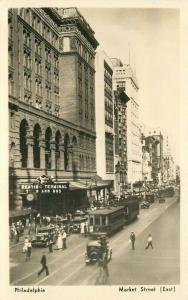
[10,191,179,286]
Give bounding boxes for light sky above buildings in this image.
[79,8,180,164]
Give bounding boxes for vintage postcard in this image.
[0,0,188,299]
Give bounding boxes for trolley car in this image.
[88,206,125,237]
[123,198,140,223]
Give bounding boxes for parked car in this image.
[85,239,112,265]
[159,197,166,203]
[69,216,88,234]
[146,193,155,203]
[31,225,56,247]
[140,201,150,209]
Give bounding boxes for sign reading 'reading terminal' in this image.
[20,183,69,194]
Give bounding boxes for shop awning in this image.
[69,181,88,190]
[95,180,113,189]
[69,180,113,191]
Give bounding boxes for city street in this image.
[10,194,179,286]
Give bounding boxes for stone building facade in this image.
[95,52,114,179]
[8,8,99,214]
[111,58,142,184]
[113,88,130,194]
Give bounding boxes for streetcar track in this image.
[11,239,87,285]
[35,252,84,285]
[11,197,177,286]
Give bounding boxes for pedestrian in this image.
[80,222,85,235]
[15,228,20,243]
[145,234,154,249]
[48,234,53,253]
[26,240,32,261]
[38,251,49,277]
[56,232,62,249]
[84,223,87,237]
[27,222,31,235]
[98,250,109,284]
[130,231,136,250]
[62,231,67,249]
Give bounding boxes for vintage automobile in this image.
[85,239,112,265]
[140,201,150,209]
[159,197,166,203]
[69,216,88,234]
[31,225,56,247]
[145,193,155,203]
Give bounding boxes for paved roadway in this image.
[10,193,179,286]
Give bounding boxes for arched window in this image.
[55,131,61,170]
[20,119,28,168]
[45,127,52,169]
[64,134,70,171]
[33,124,41,168]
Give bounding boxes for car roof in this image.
[87,240,101,247]
[88,206,124,215]
[38,226,55,231]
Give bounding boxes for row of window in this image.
[116,81,126,88]
[76,39,94,66]
[105,111,113,126]
[105,81,112,95]
[19,8,58,48]
[105,134,114,173]
[18,120,97,172]
[79,155,96,171]
[104,67,112,81]
[22,27,60,68]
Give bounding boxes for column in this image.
[59,143,65,170]
[39,139,46,169]
[68,145,73,171]
[51,140,56,170]
[9,167,23,211]
[72,145,79,172]
[27,136,34,169]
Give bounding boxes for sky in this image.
[79,8,180,163]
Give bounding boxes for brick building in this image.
[8,7,99,215]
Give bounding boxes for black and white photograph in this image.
[1,0,188,299]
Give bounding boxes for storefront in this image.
[20,181,90,216]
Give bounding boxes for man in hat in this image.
[130,231,136,250]
[145,234,154,249]
[38,251,49,277]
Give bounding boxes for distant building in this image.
[141,134,152,182]
[113,88,130,194]
[143,135,159,186]
[112,59,142,184]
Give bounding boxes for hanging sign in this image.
[20,182,69,194]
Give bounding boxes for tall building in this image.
[144,136,159,186]
[141,134,152,182]
[112,59,142,184]
[113,87,130,194]
[8,7,99,215]
[95,51,114,201]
